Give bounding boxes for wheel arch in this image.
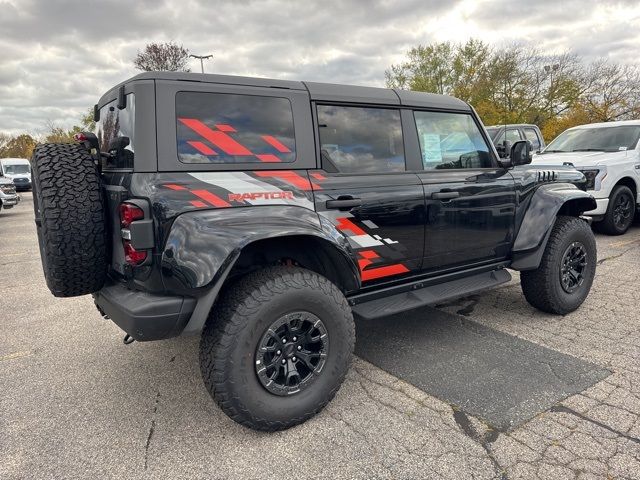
[511,184,596,270]
[612,176,638,200]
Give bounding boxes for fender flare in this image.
[510,183,596,270]
[160,205,360,335]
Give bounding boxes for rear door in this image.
[311,104,425,285]
[411,110,517,272]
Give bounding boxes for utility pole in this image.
[190,54,213,73]
[544,64,560,115]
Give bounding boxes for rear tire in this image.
[200,266,355,431]
[595,185,636,235]
[32,143,108,297]
[521,216,596,315]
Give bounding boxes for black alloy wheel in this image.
[559,241,588,294]
[612,190,633,231]
[255,311,329,396]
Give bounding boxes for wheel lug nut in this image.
[292,336,297,341]
[282,338,287,343]
[276,350,281,355]
[281,359,286,364]
[292,356,297,362]
[297,345,302,351]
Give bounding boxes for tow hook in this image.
[123,334,135,345]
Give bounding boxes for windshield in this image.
[544,125,640,153]
[3,164,30,175]
[485,127,499,140]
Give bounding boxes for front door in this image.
[412,110,517,272]
[311,104,425,285]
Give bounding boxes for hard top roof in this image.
[101,72,471,111]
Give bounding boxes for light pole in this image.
[544,64,560,115]
[190,54,213,73]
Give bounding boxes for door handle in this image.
[431,191,460,200]
[325,197,362,210]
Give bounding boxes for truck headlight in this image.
[581,170,599,190]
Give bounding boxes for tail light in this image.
[119,202,147,265]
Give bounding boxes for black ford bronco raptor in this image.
[31,72,597,431]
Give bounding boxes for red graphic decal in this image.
[228,191,294,202]
[187,141,217,156]
[261,135,291,153]
[190,200,207,208]
[191,189,232,208]
[178,118,253,156]
[310,172,327,181]
[255,171,319,190]
[165,184,187,191]
[336,217,366,236]
[256,154,282,163]
[360,264,410,281]
[215,124,236,132]
[359,250,379,259]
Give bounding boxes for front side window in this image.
[524,128,541,150]
[97,94,135,169]
[176,92,295,164]
[543,125,640,153]
[317,105,405,173]
[414,111,493,169]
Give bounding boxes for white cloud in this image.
[0,0,639,135]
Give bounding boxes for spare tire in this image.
[32,143,108,297]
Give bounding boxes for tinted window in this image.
[414,111,493,169]
[317,105,405,173]
[523,128,541,149]
[97,94,135,169]
[176,92,295,164]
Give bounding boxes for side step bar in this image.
[351,269,512,320]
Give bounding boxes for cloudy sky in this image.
[1,0,639,135]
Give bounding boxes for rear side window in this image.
[176,92,295,164]
[97,94,135,170]
[523,128,541,150]
[317,105,405,173]
[414,111,493,169]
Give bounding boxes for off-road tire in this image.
[521,216,596,315]
[595,185,636,235]
[32,143,107,297]
[200,266,355,431]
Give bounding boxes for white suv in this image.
[532,120,640,235]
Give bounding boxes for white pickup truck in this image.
[532,120,640,235]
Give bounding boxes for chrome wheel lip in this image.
[254,311,329,396]
[559,241,588,294]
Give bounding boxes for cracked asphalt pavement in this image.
[1,193,640,480]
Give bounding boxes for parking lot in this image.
[1,193,639,480]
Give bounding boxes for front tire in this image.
[200,266,355,431]
[521,216,596,315]
[596,185,636,235]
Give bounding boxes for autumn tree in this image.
[133,42,191,72]
[0,134,37,159]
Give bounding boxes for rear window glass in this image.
[97,94,135,169]
[176,92,295,164]
[317,105,405,173]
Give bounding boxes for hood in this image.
[0,177,13,185]
[532,150,628,168]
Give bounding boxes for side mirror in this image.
[510,140,533,166]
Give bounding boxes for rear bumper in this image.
[93,282,196,341]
